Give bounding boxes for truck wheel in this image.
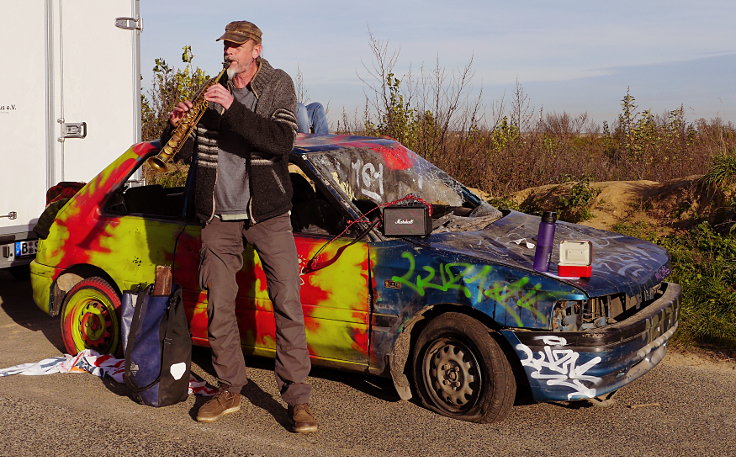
[412,312,516,423]
[60,277,121,355]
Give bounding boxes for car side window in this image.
[290,161,372,237]
[289,170,342,235]
[104,163,190,220]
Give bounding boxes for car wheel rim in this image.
[67,291,117,353]
[423,337,482,413]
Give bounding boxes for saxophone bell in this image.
[146,148,169,172]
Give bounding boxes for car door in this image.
[292,234,371,365]
[172,174,372,367]
[98,157,189,291]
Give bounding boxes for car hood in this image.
[425,211,671,298]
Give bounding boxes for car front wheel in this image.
[60,277,121,355]
[412,312,516,423]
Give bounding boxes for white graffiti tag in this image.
[351,159,384,201]
[516,336,602,400]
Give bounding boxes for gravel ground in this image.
[1,272,734,457]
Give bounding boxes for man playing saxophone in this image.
[162,20,317,433]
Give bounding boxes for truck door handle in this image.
[0,212,17,220]
[115,17,143,31]
[59,122,87,141]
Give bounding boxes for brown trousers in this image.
[199,213,311,405]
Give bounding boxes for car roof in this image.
[291,134,402,155]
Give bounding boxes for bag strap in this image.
[124,284,155,392]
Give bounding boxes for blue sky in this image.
[140,0,736,127]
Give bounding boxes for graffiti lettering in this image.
[484,278,548,325]
[351,159,384,201]
[655,265,671,281]
[391,251,488,298]
[391,251,548,325]
[516,336,601,400]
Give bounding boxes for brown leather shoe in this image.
[196,389,241,423]
[288,403,318,433]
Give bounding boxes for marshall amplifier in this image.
[382,204,432,236]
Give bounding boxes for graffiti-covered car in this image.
[30,135,680,423]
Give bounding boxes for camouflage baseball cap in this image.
[217,20,262,44]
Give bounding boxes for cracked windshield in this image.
[308,145,468,207]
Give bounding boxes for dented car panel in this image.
[479,210,673,298]
[503,281,680,401]
[30,134,680,417]
[366,240,589,375]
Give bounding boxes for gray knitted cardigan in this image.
[163,58,298,224]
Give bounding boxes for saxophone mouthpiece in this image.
[223,61,234,80]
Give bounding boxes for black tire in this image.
[412,312,516,423]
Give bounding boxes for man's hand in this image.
[204,84,234,110]
[169,100,193,127]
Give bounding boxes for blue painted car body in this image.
[294,134,680,403]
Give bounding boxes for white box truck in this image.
[0,0,142,274]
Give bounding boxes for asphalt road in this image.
[1,271,735,457]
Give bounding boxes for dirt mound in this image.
[502,175,729,234]
[580,176,704,232]
[473,174,735,234]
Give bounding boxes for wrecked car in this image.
[30,134,680,423]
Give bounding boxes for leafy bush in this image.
[141,46,209,186]
[141,45,211,142]
[659,223,736,350]
[702,150,736,191]
[486,195,521,212]
[516,177,601,223]
[556,177,601,222]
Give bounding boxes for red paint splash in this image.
[351,328,369,354]
[51,155,139,271]
[341,140,414,170]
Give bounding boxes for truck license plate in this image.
[15,240,38,257]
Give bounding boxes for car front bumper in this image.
[29,260,59,315]
[501,282,681,402]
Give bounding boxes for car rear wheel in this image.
[412,312,516,423]
[60,277,121,355]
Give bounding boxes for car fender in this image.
[386,302,502,401]
[49,265,119,316]
[387,305,436,401]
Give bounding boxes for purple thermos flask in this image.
[533,211,557,272]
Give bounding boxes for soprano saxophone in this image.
[148,63,229,171]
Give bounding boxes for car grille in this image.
[552,282,666,332]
